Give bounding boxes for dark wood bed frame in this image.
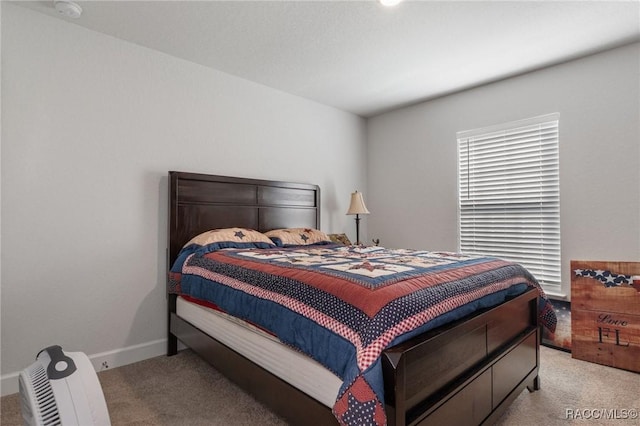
[167,171,540,426]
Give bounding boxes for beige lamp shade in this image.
[346,191,370,215]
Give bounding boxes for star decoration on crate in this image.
[574,269,640,292]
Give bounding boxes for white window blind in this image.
[457,114,561,293]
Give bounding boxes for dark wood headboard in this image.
[167,171,321,267]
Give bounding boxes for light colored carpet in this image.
[2,346,638,425]
[497,347,639,425]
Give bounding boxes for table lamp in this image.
[346,191,370,245]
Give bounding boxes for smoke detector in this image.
[54,0,82,19]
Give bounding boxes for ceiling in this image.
[16,1,640,117]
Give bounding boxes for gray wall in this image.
[367,42,640,299]
[0,3,366,387]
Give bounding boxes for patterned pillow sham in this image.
[328,233,352,246]
[265,228,332,247]
[184,227,275,250]
[170,228,275,276]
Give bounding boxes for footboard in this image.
[381,288,539,426]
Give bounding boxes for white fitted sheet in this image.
[176,296,342,408]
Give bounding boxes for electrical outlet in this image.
[101,361,109,370]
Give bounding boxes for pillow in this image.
[328,233,352,246]
[184,227,275,249]
[171,228,275,274]
[265,228,332,247]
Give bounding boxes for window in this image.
[457,114,561,294]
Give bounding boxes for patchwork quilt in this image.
[170,244,556,426]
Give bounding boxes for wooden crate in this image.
[571,260,640,372]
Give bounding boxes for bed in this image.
[166,171,556,426]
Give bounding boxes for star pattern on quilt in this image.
[299,233,309,242]
[348,261,391,273]
[234,230,246,239]
[341,393,377,426]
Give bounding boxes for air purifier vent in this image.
[19,346,110,426]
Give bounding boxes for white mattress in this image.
[176,296,342,407]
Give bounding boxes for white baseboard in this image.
[545,291,568,301]
[1,373,20,397]
[1,338,169,396]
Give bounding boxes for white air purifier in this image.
[19,346,111,426]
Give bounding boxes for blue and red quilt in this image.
[170,244,556,425]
